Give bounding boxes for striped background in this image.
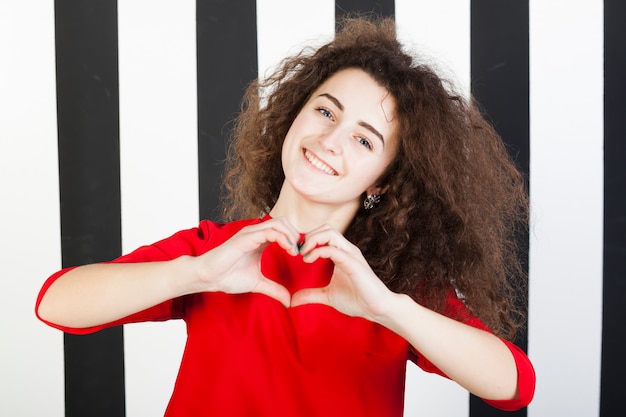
[1,0,622,416]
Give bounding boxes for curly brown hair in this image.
[221,17,528,340]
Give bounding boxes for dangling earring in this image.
[363,194,381,210]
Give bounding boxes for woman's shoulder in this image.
[167,217,265,251]
[195,216,266,240]
[118,217,266,262]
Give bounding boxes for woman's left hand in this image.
[290,224,396,323]
[290,225,522,402]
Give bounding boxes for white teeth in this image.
[304,150,337,175]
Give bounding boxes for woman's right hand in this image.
[37,218,299,329]
[189,217,299,307]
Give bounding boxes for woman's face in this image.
[281,67,398,211]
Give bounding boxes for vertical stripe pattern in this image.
[3,0,620,416]
[601,1,626,415]
[470,1,530,416]
[54,1,125,416]
[197,0,258,221]
[1,1,63,415]
[528,1,604,416]
[396,2,472,416]
[117,2,197,415]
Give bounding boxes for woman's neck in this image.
[268,184,359,234]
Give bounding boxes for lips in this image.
[303,149,338,176]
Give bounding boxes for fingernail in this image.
[286,240,297,253]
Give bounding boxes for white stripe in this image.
[396,1,471,415]
[0,1,63,416]
[257,0,335,81]
[396,0,471,97]
[528,1,604,416]
[118,1,197,415]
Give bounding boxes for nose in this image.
[318,126,344,155]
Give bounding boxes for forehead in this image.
[313,68,397,124]
[316,68,388,96]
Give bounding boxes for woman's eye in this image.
[357,136,372,150]
[317,108,333,120]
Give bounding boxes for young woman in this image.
[36,17,535,416]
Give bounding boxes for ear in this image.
[366,184,389,196]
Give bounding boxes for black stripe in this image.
[55,1,125,416]
[601,1,626,416]
[470,1,529,416]
[196,0,258,221]
[335,0,394,26]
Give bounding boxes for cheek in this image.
[281,120,299,153]
[280,130,302,175]
[359,155,394,188]
[280,140,292,173]
[286,111,308,134]
[281,115,305,151]
[351,160,385,189]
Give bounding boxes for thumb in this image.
[290,287,329,308]
[253,278,291,308]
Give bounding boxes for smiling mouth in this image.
[303,149,338,176]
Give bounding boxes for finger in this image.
[261,228,300,256]
[302,244,356,270]
[290,287,329,308]
[259,217,300,243]
[269,216,300,238]
[252,277,292,308]
[240,226,299,256]
[254,218,301,255]
[299,225,352,257]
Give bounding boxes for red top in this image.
[36,217,535,416]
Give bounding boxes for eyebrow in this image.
[317,93,385,145]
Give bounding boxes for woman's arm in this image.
[37,258,197,329]
[291,224,530,404]
[377,293,518,401]
[37,218,300,329]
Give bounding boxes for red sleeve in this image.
[483,339,536,411]
[35,219,256,335]
[409,292,536,411]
